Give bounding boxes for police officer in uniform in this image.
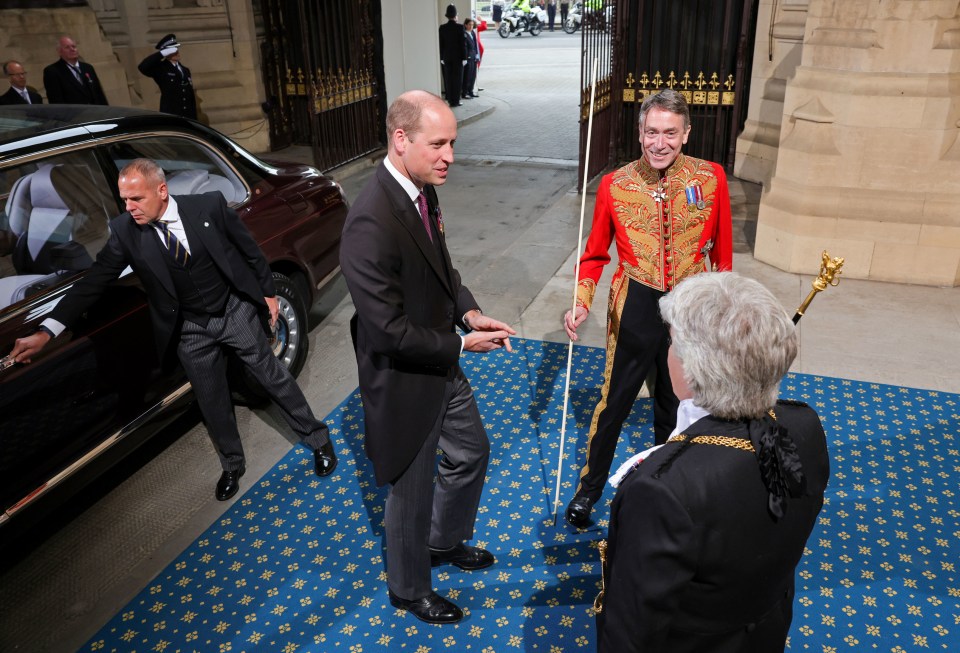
[138,34,197,120]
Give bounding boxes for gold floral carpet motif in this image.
[84,338,959,652]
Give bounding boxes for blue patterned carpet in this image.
[84,338,959,652]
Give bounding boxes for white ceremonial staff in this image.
[552,57,599,526]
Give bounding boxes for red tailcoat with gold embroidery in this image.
[576,154,733,311]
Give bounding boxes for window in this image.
[0,150,115,310]
[104,136,249,206]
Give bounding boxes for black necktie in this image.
[155,221,190,266]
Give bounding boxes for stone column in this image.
[754,0,960,286]
[734,0,810,186]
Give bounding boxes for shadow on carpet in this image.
[84,338,960,652]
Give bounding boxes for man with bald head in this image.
[0,61,42,105]
[341,90,515,624]
[42,35,109,105]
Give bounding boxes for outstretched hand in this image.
[463,310,516,353]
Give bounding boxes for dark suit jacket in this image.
[42,59,108,105]
[597,401,830,653]
[0,86,42,105]
[340,162,478,486]
[464,30,479,62]
[137,52,197,119]
[439,20,467,62]
[51,192,274,366]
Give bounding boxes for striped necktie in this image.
[155,221,190,266]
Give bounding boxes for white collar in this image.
[609,399,710,488]
[158,196,181,224]
[383,155,421,203]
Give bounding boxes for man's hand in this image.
[563,306,589,341]
[7,330,52,365]
[265,296,279,327]
[463,310,517,353]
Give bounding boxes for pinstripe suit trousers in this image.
[177,293,329,471]
[383,366,490,599]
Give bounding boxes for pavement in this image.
[2,26,960,653]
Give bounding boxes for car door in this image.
[0,147,183,522]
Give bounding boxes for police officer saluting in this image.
[138,34,197,120]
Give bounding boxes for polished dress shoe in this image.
[215,466,245,501]
[314,441,338,477]
[388,590,463,624]
[565,495,594,529]
[430,542,495,570]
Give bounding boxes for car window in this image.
[0,150,115,311]
[104,137,249,206]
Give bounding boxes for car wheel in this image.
[270,271,310,379]
[229,271,310,406]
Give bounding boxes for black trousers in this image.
[178,293,329,471]
[462,58,477,96]
[442,61,463,106]
[574,278,678,503]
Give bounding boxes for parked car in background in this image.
[0,105,347,535]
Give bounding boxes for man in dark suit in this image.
[461,19,479,99]
[42,35,109,105]
[138,33,197,120]
[596,272,830,652]
[0,61,43,105]
[340,90,515,624]
[8,158,337,501]
[438,4,466,107]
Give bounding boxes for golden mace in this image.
[793,250,844,324]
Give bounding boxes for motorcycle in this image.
[562,2,582,34]
[498,5,547,38]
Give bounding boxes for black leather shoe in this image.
[314,441,337,477]
[216,466,245,501]
[430,542,495,570]
[388,590,463,624]
[565,495,593,529]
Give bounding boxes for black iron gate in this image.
[579,0,757,185]
[259,0,385,171]
[578,0,616,189]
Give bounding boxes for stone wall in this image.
[0,1,269,154]
[752,0,960,286]
[0,5,132,107]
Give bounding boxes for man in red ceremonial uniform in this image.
[562,89,733,529]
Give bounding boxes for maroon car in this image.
[0,105,347,532]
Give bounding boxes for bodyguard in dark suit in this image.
[138,34,197,120]
[9,158,337,501]
[340,90,515,624]
[0,61,42,105]
[439,4,466,107]
[42,36,109,105]
[596,272,830,653]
